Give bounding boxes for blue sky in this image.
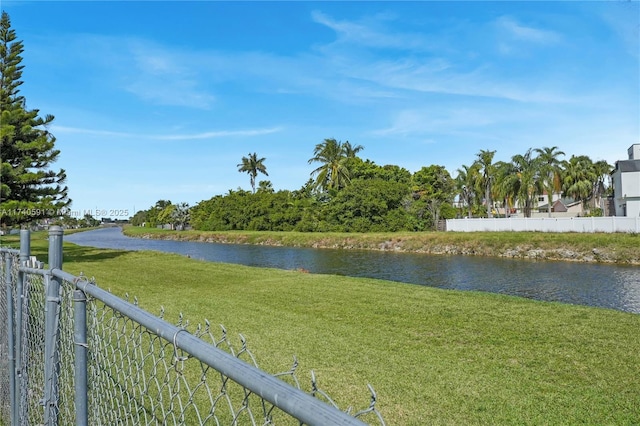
[3,1,639,219]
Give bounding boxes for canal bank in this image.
[122,226,640,265]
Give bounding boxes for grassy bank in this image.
[123,226,640,265]
[6,231,640,424]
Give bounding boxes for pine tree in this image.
[1,11,70,227]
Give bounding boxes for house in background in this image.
[535,192,562,212]
[611,144,640,217]
[536,195,585,217]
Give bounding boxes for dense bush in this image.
[188,174,451,232]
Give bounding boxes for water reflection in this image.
[65,227,640,314]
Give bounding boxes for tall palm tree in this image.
[473,149,497,218]
[592,160,613,211]
[343,141,364,158]
[562,155,596,208]
[505,148,543,218]
[535,146,565,217]
[237,152,268,193]
[455,163,480,218]
[493,160,517,217]
[308,138,356,192]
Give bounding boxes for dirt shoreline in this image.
[127,230,640,266]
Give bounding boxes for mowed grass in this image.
[6,232,640,425]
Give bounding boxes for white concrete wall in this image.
[612,168,624,216]
[622,171,640,199]
[627,200,640,218]
[446,216,640,233]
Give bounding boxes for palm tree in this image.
[493,160,517,217]
[535,146,565,217]
[455,163,480,218]
[237,152,268,193]
[343,141,364,158]
[473,149,497,218]
[257,180,274,193]
[308,138,356,192]
[591,160,613,211]
[562,155,596,209]
[505,149,543,218]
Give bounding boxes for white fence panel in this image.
[446,217,640,233]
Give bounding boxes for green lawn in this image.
[4,231,640,424]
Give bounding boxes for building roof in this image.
[615,159,640,173]
[538,197,581,212]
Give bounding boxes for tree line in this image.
[133,138,613,233]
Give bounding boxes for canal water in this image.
[65,227,640,314]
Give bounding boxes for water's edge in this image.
[126,228,640,266]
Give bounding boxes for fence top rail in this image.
[0,247,19,254]
[51,268,369,426]
[18,266,47,275]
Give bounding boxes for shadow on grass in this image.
[4,234,129,264]
[62,244,130,263]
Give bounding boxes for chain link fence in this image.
[1,227,385,425]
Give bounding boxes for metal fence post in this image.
[43,226,63,426]
[4,255,17,426]
[73,289,88,426]
[16,229,29,424]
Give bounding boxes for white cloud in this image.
[346,57,574,104]
[496,16,562,44]
[306,12,573,104]
[51,125,283,141]
[156,127,283,141]
[311,10,436,51]
[371,107,500,138]
[51,126,135,138]
[123,42,215,109]
[124,78,214,109]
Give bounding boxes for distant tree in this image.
[190,189,310,232]
[144,199,173,227]
[130,209,148,226]
[157,204,176,227]
[342,141,364,158]
[493,160,517,218]
[170,202,190,230]
[473,149,497,218]
[535,146,565,217]
[592,160,613,211]
[562,155,596,209]
[237,152,268,193]
[308,138,363,193]
[257,180,274,193]
[154,199,172,210]
[412,165,456,230]
[349,158,411,184]
[321,178,411,232]
[455,163,480,218]
[82,213,100,227]
[502,149,543,217]
[0,11,70,227]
